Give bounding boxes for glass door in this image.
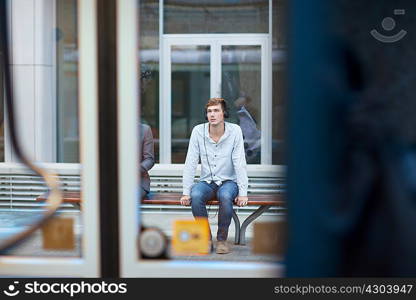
[160,35,270,165]
[170,44,211,163]
[221,44,263,164]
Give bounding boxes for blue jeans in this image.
[190,180,238,241]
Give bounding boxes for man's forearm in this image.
[182,166,195,195]
[182,158,198,195]
[236,179,248,196]
[182,128,200,195]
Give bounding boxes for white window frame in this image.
[120,0,282,277]
[0,0,100,277]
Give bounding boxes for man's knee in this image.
[217,190,235,203]
[190,189,205,204]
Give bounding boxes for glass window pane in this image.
[0,0,83,259]
[272,0,286,165]
[57,0,79,163]
[140,0,160,162]
[171,45,210,163]
[222,45,261,164]
[135,3,283,269]
[164,0,269,34]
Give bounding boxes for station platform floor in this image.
[0,209,284,264]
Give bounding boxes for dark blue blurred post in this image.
[286,0,416,277]
[286,0,347,277]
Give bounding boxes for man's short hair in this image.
[205,97,226,111]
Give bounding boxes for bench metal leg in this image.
[232,209,240,245]
[239,205,272,245]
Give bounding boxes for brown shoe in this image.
[216,241,230,254]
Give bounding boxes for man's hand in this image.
[180,195,191,206]
[234,196,248,207]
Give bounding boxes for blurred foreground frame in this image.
[286,0,416,276]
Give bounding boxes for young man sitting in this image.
[180,98,249,254]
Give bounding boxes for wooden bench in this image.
[36,191,285,245]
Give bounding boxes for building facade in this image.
[2,0,285,169]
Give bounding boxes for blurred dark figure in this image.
[286,0,416,276]
[234,94,261,163]
[139,123,154,199]
[139,64,155,199]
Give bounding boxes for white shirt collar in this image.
[204,121,230,144]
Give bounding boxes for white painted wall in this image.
[5,0,56,162]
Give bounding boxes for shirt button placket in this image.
[214,147,217,169]
[213,144,218,178]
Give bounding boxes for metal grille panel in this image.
[0,172,285,213]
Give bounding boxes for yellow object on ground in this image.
[172,217,210,255]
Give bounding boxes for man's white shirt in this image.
[182,122,248,196]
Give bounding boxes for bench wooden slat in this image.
[36,191,81,203]
[36,191,285,206]
[142,193,284,206]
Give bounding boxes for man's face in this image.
[206,104,225,125]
